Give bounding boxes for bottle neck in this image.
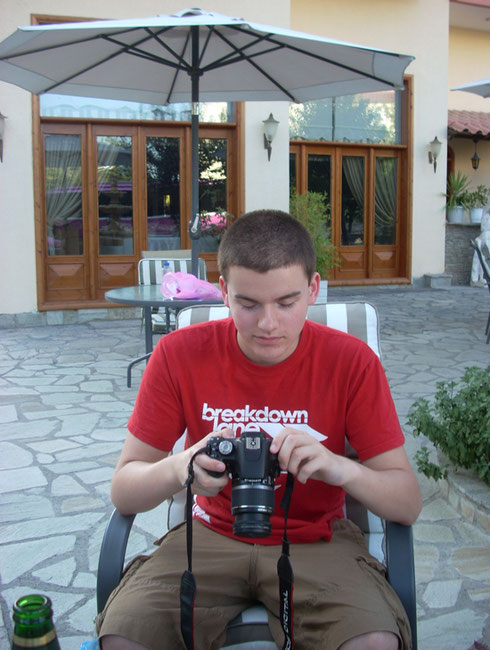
[12,595,60,650]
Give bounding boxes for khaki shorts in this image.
[97,519,411,650]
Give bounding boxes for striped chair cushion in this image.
[138,257,207,333]
[177,302,380,358]
[138,257,207,284]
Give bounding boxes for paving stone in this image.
[61,496,105,514]
[0,494,55,522]
[1,512,105,544]
[0,466,47,493]
[422,579,462,608]
[80,380,114,393]
[467,586,490,602]
[75,467,115,484]
[27,439,80,454]
[418,608,487,650]
[414,545,440,583]
[37,453,55,464]
[413,522,456,543]
[32,557,77,586]
[0,441,33,469]
[419,498,461,522]
[0,404,17,423]
[57,413,101,437]
[43,460,99,475]
[0,536,76,583]
[451,547,490,581]
[72,572,96,589]
[55,442,123,462]
[68,598,97,633]
[52,475,89,497]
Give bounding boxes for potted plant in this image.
[466,184,489,224]
[289,189,340,301]
[445,171,471,224]
[407,365,490,486]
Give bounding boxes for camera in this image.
[205,430,280,537]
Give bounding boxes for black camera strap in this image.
[180,456,295,650]
[278,472,295,650]
[180,447,207,650]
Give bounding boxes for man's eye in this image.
[279,302,295,309]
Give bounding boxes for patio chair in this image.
[127,257,207,387]
[470,240,490,344]
[98,303,417,649]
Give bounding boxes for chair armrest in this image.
[96,509,136,614]
[385,521,417,649]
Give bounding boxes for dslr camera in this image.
[205,430,280,537]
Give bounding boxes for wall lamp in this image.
[263,113,279,161]
[471,138,480,170]
[0,112,6,162]
[428,136,442,173]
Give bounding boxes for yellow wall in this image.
[448,25,490,210]
[449,27,490,113]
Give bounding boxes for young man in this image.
[98,210,421,650]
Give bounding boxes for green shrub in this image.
[289,189,339,278]
[407,366,490,486]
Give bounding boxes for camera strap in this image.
[277,472,295,650]
[180,447,207,650]
[180,455,296,650]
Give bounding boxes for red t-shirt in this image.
[128,318,404,544]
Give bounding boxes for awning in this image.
[448,109,490,140]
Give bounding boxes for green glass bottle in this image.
[11,594,61,649]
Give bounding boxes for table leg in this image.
[144,306,153,354]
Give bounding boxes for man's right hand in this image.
[181,428,235,497]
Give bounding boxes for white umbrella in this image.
[452,77,490,99]
[0,7,414,275]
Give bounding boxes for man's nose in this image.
[257,305,278,331]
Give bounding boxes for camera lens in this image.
[231,482,275,537]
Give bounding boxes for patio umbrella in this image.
[0,7,414,276]
[452,77,490,99]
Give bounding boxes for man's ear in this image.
[219,276,230,306]
[308,272,321,305]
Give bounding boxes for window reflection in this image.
[290,90,400,144]
[97,136,133,255]
[45,134,83,256]
[146,137,181,251]
[199,138,228,252]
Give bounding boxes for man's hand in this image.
[183,428,235,497]
[270,427,351,486]
[269,427,422,525]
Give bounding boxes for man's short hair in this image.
[218,210,316,281]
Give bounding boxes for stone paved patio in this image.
[0,285,489,649]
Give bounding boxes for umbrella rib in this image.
[0,25,164,61]
[228,25,402,89]
[149,30,192,104]
[23,27,182,93]
[203,28,296,101]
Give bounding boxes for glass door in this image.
[145,135,182,252]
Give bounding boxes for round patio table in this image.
[105,285,223,354]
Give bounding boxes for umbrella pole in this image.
[189,25,201,278]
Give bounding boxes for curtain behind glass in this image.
[374,158,398,245]
[44,134,83,255]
